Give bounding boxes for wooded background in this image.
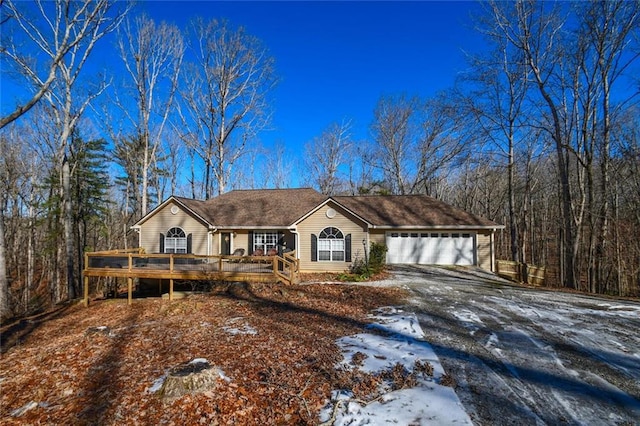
[1,0,639,319]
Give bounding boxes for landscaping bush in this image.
[346,242,388,281]
[368,242,387,275]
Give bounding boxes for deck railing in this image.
[496,260,545,286]
[83,249,299,306]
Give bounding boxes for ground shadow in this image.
[1,303,73,354]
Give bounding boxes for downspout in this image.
[130,225,141,250]
[364,226,370,258]
[491,229,496,272]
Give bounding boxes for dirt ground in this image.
[0,282,406,425]
[3,268,639,425]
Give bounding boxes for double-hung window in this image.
[165,227,187,253]
[318,227,345,261]
[253,231,278,254]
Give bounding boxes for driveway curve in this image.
[390,265,640,425]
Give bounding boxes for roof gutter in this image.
[370,225,506,230]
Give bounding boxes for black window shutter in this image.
[311,234,317,262]
[159,233,165,253]
[345,234,352,262]
[248,231,254,254]
[187,234,192,254]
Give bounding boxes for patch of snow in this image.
[11,401,38,417]
[147,374,167,393]
[222,317,258,335]
[326,386,471,426]
[321,307,472,425]
[451,309,483,336]
[217,370,232,383]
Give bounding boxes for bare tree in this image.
[1,0,127,302]
[0,0,127,129]
[578,0,640,292]
[179,19,277,198]
[0,135,15,318]
[411,93,470,197]
[263,141,293,189]
[303,120,353,195]
[481,0,640,292]
[486,0,581,288]
[116,14,184,216]
[464,17,531,263]
[369,93,467,196]
[369,95,420,195]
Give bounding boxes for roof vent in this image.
[326,208,336,219]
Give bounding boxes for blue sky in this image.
[142,0,484,150]
[1,1,486,186]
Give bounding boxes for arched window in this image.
[165,227,187,253]
[318,227,344,261]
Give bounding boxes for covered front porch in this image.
[82,249,299,306]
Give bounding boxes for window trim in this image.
[165,227,187,254]
[253,231,279,255]
[317,227,345,262]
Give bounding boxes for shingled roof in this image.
[174,188,326,228]
[151,188,500,230]
[332,195,500,228]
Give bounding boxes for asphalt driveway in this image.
[387,265,640,425]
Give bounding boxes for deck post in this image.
[169,279,174,301]
[159,278,162,296]
[83,276,89,307]
[83,252,89,307]
[128,277,133,305]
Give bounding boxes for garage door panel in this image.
[386,232,475,266]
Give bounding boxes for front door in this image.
[221,232,231,255]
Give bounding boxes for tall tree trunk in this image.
[141,130,150,217]
[530,65,576,289]
[595,74,611,293]
[508,140,519,263]
[63,154,75,300]
[26,183,35,311]
[0,198,9,319]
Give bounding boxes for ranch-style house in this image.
[83,188,503,304]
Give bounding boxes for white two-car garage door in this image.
[386,232,475,265]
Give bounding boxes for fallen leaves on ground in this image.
[0,282,407,425]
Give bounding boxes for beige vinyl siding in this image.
[139,201,209,254]
[297,202,368,273]
[476,231,493,271]
[369,230,386,246]
[230,230,249,255]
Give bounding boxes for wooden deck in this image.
[82,249,299,306]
